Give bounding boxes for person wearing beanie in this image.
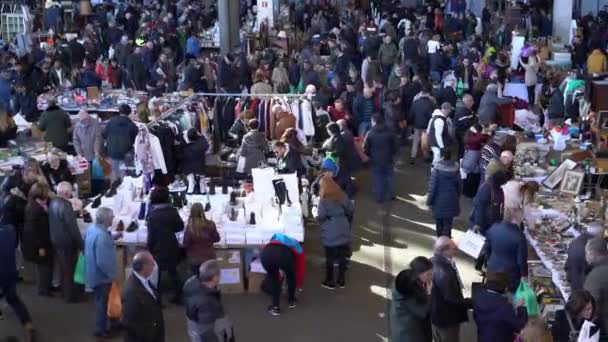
[473,272,527,342]
[102,104,138,182]
[567,222,605,291]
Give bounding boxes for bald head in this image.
[434,236,457,258]
[56,181,73,199]
[132,251,155,278]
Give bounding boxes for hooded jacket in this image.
[102,115,138,159]
[267,233,306,288]
[427,160,461,219]
[317,177,353,248]
[238,130,268,174]
[485,222,528,289]
[363,123,398,167]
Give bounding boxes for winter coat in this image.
[84,224,118,289]
[430,254,470,327]
[352,95,376,126]
[317,197,354,247]
[41,160,74,190]
[0,122,17,148]
[454,106,476,134]
[183,222,220,267]
[378,42,399,66]
[22,201,52,263]
[470,180,504,234]
[565,232,592,291]
[584,257,608,335]
[427,160,461,219]
[48,197,83,251]
[73,117,102,161]
[183,278,229,342]
[0,223,18,287]
[408,96,436,129]
[521,59,539,87]
[473,286,527,342]
[478,89,511,125]
[364,123,399,167]
[547,89,565,120]
[102,115,138,159]
[238,131,268,174]
[147,203,184,270]
[38,106,72,148]
[11,92,39,122]
[79,69,102,88]
[435,86,458,108]
[340,129,362,172]
[179,136,209,175]
[486,222,528,289]
[390,277,432,342]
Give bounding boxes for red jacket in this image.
[267,241,306,289]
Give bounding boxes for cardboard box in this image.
[247,258,266,293]
[216,249,245,294]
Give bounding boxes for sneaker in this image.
[288,300,297,309]
[337,279,346,288]
[321,281,336,290]
[267,306,281,316]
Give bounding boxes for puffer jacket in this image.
[317,197,354,247]
[238,130,268,174]
[183,277,229,342]
[427,160,461,219]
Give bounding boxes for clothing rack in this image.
[147,94,197,126]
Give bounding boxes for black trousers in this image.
[36,258,53,295]
[325,245,349,283]
[1,282,32,325]
[157,267,182,301]
[527,85,536,107]
[260,244,296,308]
[55,248,82,303]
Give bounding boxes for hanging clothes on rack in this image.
[149,120,180,176]
[298,97,316,139]
[134,125,167,176]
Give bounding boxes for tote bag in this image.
[73,253,86,285]
[107,282,122,319]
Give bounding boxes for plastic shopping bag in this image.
[91,159,105,180]
[514,280,539,316]
[73,253,86,285]
[107,282,122,319]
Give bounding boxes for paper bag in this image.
[107,282,122,319]
[458,230,486,259]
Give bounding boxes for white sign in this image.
[257,0,274,31]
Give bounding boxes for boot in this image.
[186,174,195,194]
[198,175,207,194]
[249,212,256,225]
[209,179,216,195]
[221,178,229,194]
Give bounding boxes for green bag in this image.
[73,253,86,285]
[514,280,538,316]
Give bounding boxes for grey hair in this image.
[56,181,73,198]
[486,83,498,92]
[434,236,453,254]
[132,251,153,273]
[586,237,608,265]
[95,207,114,226]
[198,260,221,282]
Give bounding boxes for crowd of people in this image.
[1,0,608,341]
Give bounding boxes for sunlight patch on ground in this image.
[370,284,391,300]
[389,215,466,240]
[395,194,429,211]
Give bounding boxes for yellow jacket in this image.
[587,50,607,74]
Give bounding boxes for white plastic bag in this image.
[236,156,246,173]
[577,320,600,342]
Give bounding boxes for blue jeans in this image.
[371,165,394,203]
[358,121,371,137]
[93,283,112,335]
[108,158,125,183]
[435,218,454,237]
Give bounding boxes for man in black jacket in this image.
[547,80,565,126]
[183,260,234,341]
[453,94,476,158]
[408,86,436,164]
[364,114,398,204]
[430,237,472,342]
[566,222,604,291]
[122,252,165,342]
[102,104,138,182]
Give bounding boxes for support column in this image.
[219,0,241,54]
[553,0,573,46]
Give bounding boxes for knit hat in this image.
[321,158,338,176]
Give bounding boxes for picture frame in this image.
[560,171,584,195]
[542,159,577,189]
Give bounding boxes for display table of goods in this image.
[80,169,305,248]
[523,192,601,300]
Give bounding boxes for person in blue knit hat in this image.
[312,158,339,197]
